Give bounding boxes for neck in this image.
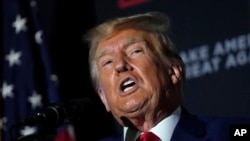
[122,104,180,132]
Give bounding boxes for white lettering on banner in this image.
[180,33,250,79]
[225,51,250,69]
[180,45,209,64]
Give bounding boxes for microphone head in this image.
[19,103,67,127]
[41,104,67,126]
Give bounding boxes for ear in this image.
[98,87,111,112]
[169,65,183,84]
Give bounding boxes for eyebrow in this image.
[96,38,145,61]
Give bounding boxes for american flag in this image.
[0,0,69,141]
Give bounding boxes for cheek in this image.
[141,60,169,91]
[99,70,114,87]
[98,72,117,101]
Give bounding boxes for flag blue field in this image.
[0,0,67,141]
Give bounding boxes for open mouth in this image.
[119,77,137,93]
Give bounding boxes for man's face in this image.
[95,29,171,125]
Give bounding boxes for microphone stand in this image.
[13,102,65,141]
[13,98,93,141]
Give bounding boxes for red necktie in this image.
[137,132,160,141]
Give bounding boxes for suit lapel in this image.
[171,107,208,141]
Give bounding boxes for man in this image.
[84,12,250,141]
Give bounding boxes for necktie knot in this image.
[137,132,160,141]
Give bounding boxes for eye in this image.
[129,48,143,57]
[132,49,142,54]
[102,59,113,67]
[127,41,147,56]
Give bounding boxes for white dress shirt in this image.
[124,106,181,141]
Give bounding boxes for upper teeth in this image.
[123,80,134,86]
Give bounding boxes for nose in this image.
[115,57,132,74]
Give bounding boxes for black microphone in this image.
[18,98,93,127]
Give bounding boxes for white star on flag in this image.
[5,49,22,67]
[50,74,59,86]
[28,91,43,109]
[0,117,7,130]
[1,82,14,99]
[12,14,27,34]
[20,126,37,136]
[30,0,37,7]
[35,30,43,44]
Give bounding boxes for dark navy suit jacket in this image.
[100,107,250,141]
